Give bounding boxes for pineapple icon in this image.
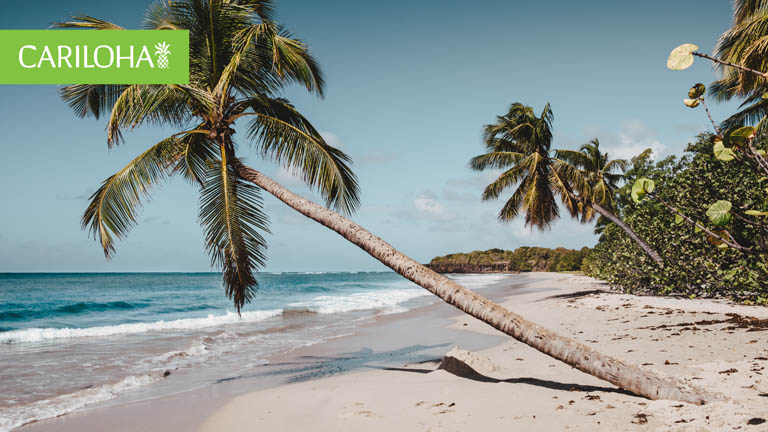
[154,42,171,69]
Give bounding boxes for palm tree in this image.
[554,139,626,223]
[60,1,706,403]
[470,103,663,265]
[710,1,768,129]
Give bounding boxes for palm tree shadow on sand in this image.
[215,343,632,396]
[214,344,451,384]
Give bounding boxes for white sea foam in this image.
[449,273,511,289]
[151,339,209,363]
[0,374,158,432]
[0,309,283,344]
[288,288,430,314]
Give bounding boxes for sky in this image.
[0,0,743,272]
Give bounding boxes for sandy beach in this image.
[201,273,768,431]
[18,272,768,431]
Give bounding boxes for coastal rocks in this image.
[438,347,498,379]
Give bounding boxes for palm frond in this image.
[550,159,585,218]
[497,178,528,222]
[243,97,359,214]
[480,159,530,201]
[712,10,768,100]
[82,136,182,258]
[721,98,768,129]
[213,23,270,98]
[171,131,219,186]
[554,149,591,169]
[268,29,324,96]
[469,151,525,170]
[52,15,124,29]
[59,85,129,119]
[735,0,768,23]
[106,85,211,146]
[143,0,180,30]
[199,152,270,313]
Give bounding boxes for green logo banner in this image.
[0,30,190,84]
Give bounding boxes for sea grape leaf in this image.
[728,126,755,146]
[706,200,732,226]
[713,139,736,161]
[688,83,706,98]
[631,178,655,203]
[684,98,701,108]
[667,44,699,70]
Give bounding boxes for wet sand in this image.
[201,273,768,431]
[18,273,526,431]
[22,272,768,431]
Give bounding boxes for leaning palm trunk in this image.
[235,161,712,405]
[589,202,665,266]
[566,190,664,266]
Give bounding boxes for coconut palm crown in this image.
[554,138,627,222]
[470,103,663,264]
[57,0,359,312]
[469,103,581,229]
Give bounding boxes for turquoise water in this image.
[0,272,508,431]
[0,272,427,338]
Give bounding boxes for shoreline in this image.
[17,273,526,432]
[201,272,768,431]
[19,272,768,431]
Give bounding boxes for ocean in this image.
[0,272,508,431]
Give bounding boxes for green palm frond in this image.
[554,149,591,169]
[199,153,270,313]
[721,98,768,129]
[550,159,585,218]
[83,135,182,258]
[229,0,276,22]
[268,29,324,96]
[59,85,129,119]
[172,132,219,186]
[243,97,359,214]
[106,85,202,146]
[143,0,180,30]
[213,23,270,98]
[522,153,559,229]
[480,160,530,201]
[469,151,525,170]
[497,178,528,221]
[734,0,768,23]
[52,15,124,30]
[712,9,768,101]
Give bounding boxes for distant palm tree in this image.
[59,1,704,403]
[471,103,663,265]
[554,138,626,222]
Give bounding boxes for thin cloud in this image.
[582,120,666,160]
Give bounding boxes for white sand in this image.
[201,273,768,431]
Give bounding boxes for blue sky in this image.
[0,0,741,272]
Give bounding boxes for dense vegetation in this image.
[428,247,589,273]
[581,3,768,303]
[583,135,768,302]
